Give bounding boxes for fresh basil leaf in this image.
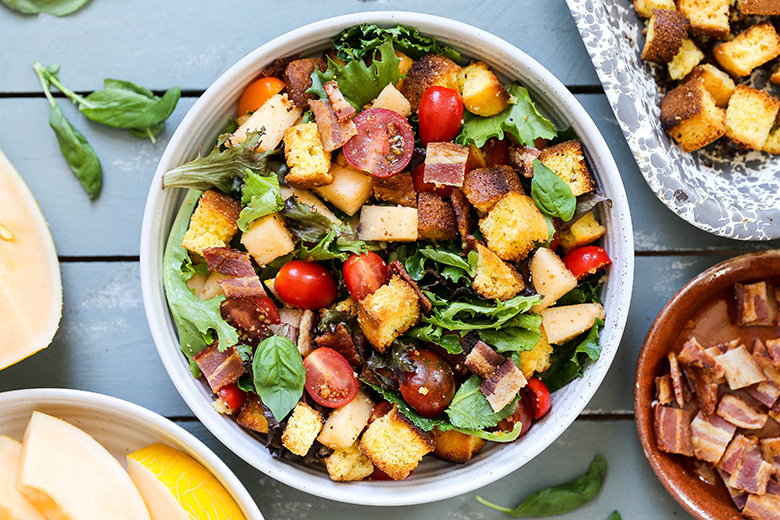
[476,455,607,516]
[445,375,517,430]
[332,24,460,62]
[1,0,90,15]
[237,170,283,231]
[48,104,102,200]
[252,335,305,421]
[79,83,181,132]
[455,421,524,443]
[539,317,604,392]
[362,381,452,432]
[456,84,557,148]
[236,373,256,394]
[531,159,576,221]
[608,512,622,520]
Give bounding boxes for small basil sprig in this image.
[252,335,305,421]
[608,512,622,520]
[476,455,607,517]
[33,62,101,199]
[531,159,576,222]
[1,0,91,16]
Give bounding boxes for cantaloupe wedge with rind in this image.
[0,148,62,370]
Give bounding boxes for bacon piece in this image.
[220,296,279,347]
[309,98,357,152]
[372,172,417,208]
[717,345,767,390]
[718,468,749,511]
[193,342,246,393]
[480,358,527,413]
[772,400,780,424]
[656,374,675,405]
[761,437,780,471]
[728,440,774,495]
[323,81,356,122]
[507,144,541,178]
[754,339,780,386]
[736,281,778,326]
[746,381,780,409]
[297,309,317,356]
[202,247,266,300]
[683,365,718,416]
[423,142,470,187]
[465,341,505,378]
[743,493,780,519]
[315,323,362,367]
[767,338,780,369]
[678,337,725,379]
[449,188,475,243]
[668,351,688,408]
[768,479,780,496]
[719,435,756,474]
[389,260,432,314]
[691,411,737,464]
[653,404,694,456]
[718,394,769,430]
[269,308,303,345]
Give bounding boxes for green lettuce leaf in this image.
[445,375,518,430]
[557,275,604,306]
[539,318,604,392]
[332,23,461,62]
[404,323,463,354]
[423,292,541,331]
[478,313,543,354]
[237,170,283,231]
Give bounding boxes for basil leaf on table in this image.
[531,159,576,221]
[608,511,622,520]
[252,335,305,421]
[476,455,608,516]
[1,0,91,16]
[237,170,283,231]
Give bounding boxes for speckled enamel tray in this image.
[566,0,780,241]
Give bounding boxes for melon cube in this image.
[241,213,296,266]
[529,247,578,312]
[541,303,605,345]
[358,205,418,241]
[313,164,374,216]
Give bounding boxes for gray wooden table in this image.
[2,1,778,518]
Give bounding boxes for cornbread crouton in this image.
[372,83,412,118]
[236,394,269,434]
[462,165,523,215]
[633,0,677,18]
[417,192,458,241]
[641,10,690,63]
[518,328,554,378]
[318,390,374,450]
[480,358,527,413]
[456,61,510,116]
[357,275,421,352]
[660,77,726,152]
[677,0,731,39]
[479,192,548,262]
[471,243,524,301]
[714,22,780,77]
[313,163,374,216]
[281,402,324,457]
[558,211,607,253]
[430,428,486,464]
[538,140,595,197]
[686,65,736,108]
[240,213,296,266]
[725,85,780,150]
[739,0,780,15]
[541,303,605,345]
[181,189,241,256]
[359,406,434,480]
[372,172,417,207]
[395,50,414,76]
[283,57,327,107]
[763,126,780,154]
[450,188,476,242]
[668,39,706,80]
[465,340,505,378]
[284,123,332,188]
[325,442,374,481]
[228,93,303,150]
[358,205,419,241]
[529,247,578,312]
[400,54,461,112]
[735,281,778,326]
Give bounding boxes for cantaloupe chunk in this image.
[240,213,296,266]
[18,411,151,520]
[313,164,374,216]
[529,247,577,312]
[357,205,418,241]
[541,303,605,345]
[0,148,62,371]
[228,93,302,150]
[372,84,412,117]
[318,389,374,450]
[0,436,47,520]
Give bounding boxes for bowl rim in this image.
[140,10,635,505]
[0,387,263,520]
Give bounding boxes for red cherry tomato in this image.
[481,138,509,167]
[524,378,552,420]
[399,348,456,418]
[494,392,534,437]
[217,383,246,415]
[221,296,280,345]
[343,252,390,301]
[369,467,394,481]
[562,246,612,280]
[303,347,359,408]
[368,400,393,426]
[417,86,464,145]
[411,163,453,198]
[275,261,337,310]
[237,77,285,116]
[343,108,414,177]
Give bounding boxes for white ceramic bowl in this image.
[140,11,634,505]
[0,388,262,520]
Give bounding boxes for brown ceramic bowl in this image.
[635,250,780,520]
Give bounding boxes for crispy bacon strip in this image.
[193,343,246,393]
[315,323,362,367]
[754,339,780,386]
[450,188,475,243]
[423,142,470,187]
[678,337,725,379]
[744,493,780,520]
[220,296,279,347]
[309,98,357,152]
[691,411,737,464]
[202,247,266,300]
[480,358,527,413]
[768,479,780,496]
[718,394,769,430]
[389,260,432,314]
[465,341,505,378]
[323,81,356,122]
[297,309,317,357]
[656,374,675,405]
[718,468,749,511]
[683,365,718,416]
[653,404,694,456]
[507,144,541,179]
[760,438,780,470]
[736,281,778,326]
[746,381,780,409]
[668,351,688,408]
[717,345,767,390]
[719,435,756,474]
[767,339,780,369]
[728,441,774,495]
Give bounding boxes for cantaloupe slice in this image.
[18,411,151,520]
[0,148,62,370]
[0,436,47,520]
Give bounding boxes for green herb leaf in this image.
[332,24,461,62]
[557,276,604,306]
[445,375,517,430]
[456,84,557,148]
[531,160,576,221]
[423,292,541,331]
[478,313,543,354]
[420,247,478,282]
[48,104,102,199]
[608,512,622,520]
[1,0,91,15]
[362,381,452,432]
[476,455,607,516]
[237,170,283,231]
[252,335,305,421]
[539,317,604,392]
[404,324,463,354]
[454,421,524,443]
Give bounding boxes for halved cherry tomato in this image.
[411,163,453,197]
[237,77,285,116]
[417,86,464,145]
[343,252,390,301]
[343,108,414,177]
[368,400,393,426]
[524,378,552,420]
[562,246,612,280]
[275,261,337,310]
[494,392,533,437]
[217,383,246,415]
[303,347,358,408]
[221,296,280,346]
[399,348,456,418]
[481,137,509,167]
[369,467,394,481]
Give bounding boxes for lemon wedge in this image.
[127,443,246,520]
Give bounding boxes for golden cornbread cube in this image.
[325,442,374,482]
[763,126,780,154]
[739,0,780,14]
[181,189,241,256]
[538,140,595,197]
[456,61,510,117]
[359,406,434,480]
[417,191,458,242]
[558,211,607,253]
[668,39,705,81]
[281,402,324,457]
[471,243,525,301]
[541,303,605,345]
[357,275,421,352]
[633,0,676,18]
[660,77,726,153]
[430,428,486,464]
[686,65,736,108]
[462,165,523,215]
[284,123,332,188]
[641,9,689,63]
[400,54,461,112]
[479,192,548,262]
[677,0,730,39]
[236,394,269,434]
[518,328,554,379]
[395,50,413,76]
[312,162,373,216]
[725,85,780,150]
[240,213,296,266]
[714,22,780,77]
